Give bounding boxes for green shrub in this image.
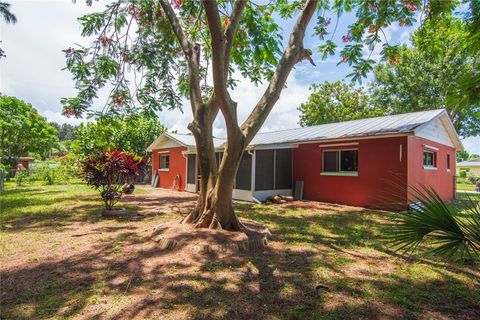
[26,162,78,185]
[81,149,147,210]
[15,169,29,186]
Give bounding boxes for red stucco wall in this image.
[406,136,456,201]
[151,146,187,191]
[292,136,409,209]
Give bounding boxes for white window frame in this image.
[423,150,437,170]
[159,154,170,171]
[446,154,451,172]
[321,149,358,176]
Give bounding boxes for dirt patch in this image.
[151,219,270,252]
[121,187,197,216]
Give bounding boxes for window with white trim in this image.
[159,154,170,170]
[322,150,358,173]
[446,154,451,171]
[423,150,436,168]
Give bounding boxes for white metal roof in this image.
[250,109,447,146]
[148,109,463,151]
[146,132,225,151]
[457,160,480,167]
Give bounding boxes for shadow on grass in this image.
[1,187,479,319]
[0,186,190,232]
[2,204,479,319]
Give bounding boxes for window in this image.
[322,150,358,174]
[423,151,436,168]
[159,154,169,170]
[446,154,451,171]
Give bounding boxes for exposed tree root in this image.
[151,220,269,253]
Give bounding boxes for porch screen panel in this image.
[275,149,292,189]
[255,150,274,190]
[187,154,196,184]
[235,152,252,190]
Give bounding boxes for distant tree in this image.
[0,95,58,165]
[0,2,17,58]
[49,122,81,156]
[298,81,383,127]
[72,114,165,158]
[457,150,470,162]
[370,18,480,138]
[50,123,80,141]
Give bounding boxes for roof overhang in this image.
[146,132,191,152]
[290,132,413,145]
[457,162,480,167]
[414,110,464,151]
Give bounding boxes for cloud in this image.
[156,68,312,138]
[461,136,480,155]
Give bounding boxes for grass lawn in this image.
[457,183,476,191]
[1,184,479,320]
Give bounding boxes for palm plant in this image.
[388,185,480,260]
[0,2,16,24]
[0,2,16,58]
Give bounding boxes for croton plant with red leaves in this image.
[80,149,147,210]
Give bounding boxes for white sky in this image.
[1,0,479,154]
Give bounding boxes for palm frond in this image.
[0,2,17,24]
[387,185,480,260]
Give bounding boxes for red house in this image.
[147,109,463,209]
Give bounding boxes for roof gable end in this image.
[414,110,463,150]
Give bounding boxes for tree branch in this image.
[159,0,190,54]
[241,0,318,142]
[202,0,237,127]
[224,0,248,73]
[159,0,203,109]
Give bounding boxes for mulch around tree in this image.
[151,219,271,253]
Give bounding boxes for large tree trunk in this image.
[183,115,246,231]
[194,128,245,230]
[181,101,219,225]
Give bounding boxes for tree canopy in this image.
[72,113,165,158]
[298,81,383,127]
[50,123,80,142]
[0,95,58,165]
[370,18,480,137]
[299,16,479,138]
[61,0,436,117]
